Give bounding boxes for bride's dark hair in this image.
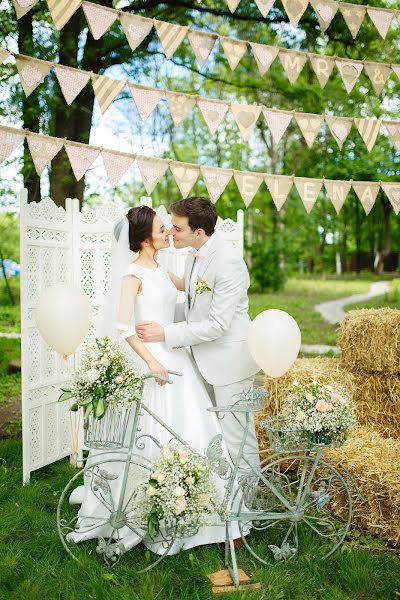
[125,206,156,253]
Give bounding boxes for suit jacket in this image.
[164,234,259,386]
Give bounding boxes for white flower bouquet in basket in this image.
[137,445,222,540]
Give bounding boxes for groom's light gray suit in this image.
[164,233,260,475]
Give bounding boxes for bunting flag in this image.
[201,166,232,203]
[391,65,400,81]
[15,57,52,97]
[220,37,247,70]
[250,43,279,76]
[383,121,400,152]
[82,2,118,40]
[367,7,394,40]
[230,104,261,140]
[187,31,217,68]
[354,118,381,152]
[12,0,39,19]
[226,0,241,12]
[295,177,323,213]
[170,163,200,197]
[381,183,400,214]
[166,92,196,126]
[279,50,307,83]
[309,54,335,88]
[263,109,293,144]
[102,150,135,186]
[120,13,154,52]
[197,100,229,135]
[234,171,264,207]
[255,0,275,18]
[324,179,352,213]
[129,85,164,121]
[137,158,169,194]
[326,116,353,149]
[26,132,63,175]
[54,65,91,105]
[0,49,10,63]
[265,174,293,210]
[64,142,100,181]
[47,0,82,31]
[154,20,189,60]
[352,181,380,215]
[0,127,25,163]
[335,59,363,94]
[91,74,126,114]
[281,0,309,26]
[310,0,339,32]
[295,113,323,148]
[339,3,366,38]
[363,62,391,96]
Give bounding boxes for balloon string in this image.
[265,376,281,415]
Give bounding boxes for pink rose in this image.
[331,392,340,402]
[198,494,210,507]
[176,496,187,514]
[316,400,329,413]
[178,450,189,464]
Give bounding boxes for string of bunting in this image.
[3,50,399,154]
[1,123,399,215]
[11,0,400,41]
[8,1,400,96]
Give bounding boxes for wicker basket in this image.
[84,403,134,450]
[261,416,345,452]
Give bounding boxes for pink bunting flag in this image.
[0,126,25,164]
[220,37,247,71]
[15,56,52,97]
[230,104,262,140]
[250,43,279,76]
[188,31,217,68]
[82,2,118,40]
[137,158,169,194]
[263,109,293,144]
[335,59,363,94]
[170,163,200,197]
[166,92,196,127]
[64,142,100,181]
[367,7,394,39]
[325,116,353,149]
[279,49,307,84]
[197,100,229,135]
[120,13,154,51]
[129,85,164,121]
[27,132,63,175]
[101,150,135,187]
[309,54,335,88]
[201,166,232,203]
[54,65,91,105]
[255,0,275,18]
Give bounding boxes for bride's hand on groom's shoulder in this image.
[146,359,170,386]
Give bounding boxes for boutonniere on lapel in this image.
[195,278,211,295]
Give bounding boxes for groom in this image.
[136,196,260,476]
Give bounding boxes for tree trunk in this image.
[375,197,391,275]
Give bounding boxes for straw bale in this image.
[326,427,400,543]
[338,308,400,375]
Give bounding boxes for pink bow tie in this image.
[189,250,205,259]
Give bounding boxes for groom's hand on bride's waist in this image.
[136,321,165,343]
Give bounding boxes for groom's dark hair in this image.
[170,196,217,236]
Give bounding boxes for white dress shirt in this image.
[189,233,216,299]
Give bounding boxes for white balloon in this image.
[248,309,301,378]
[35,284,92,356]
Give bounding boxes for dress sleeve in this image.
[116,265,142,340]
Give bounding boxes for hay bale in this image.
[326,427,400,544]
[338,308,400,375]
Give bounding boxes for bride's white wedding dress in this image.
[68,262,242,555]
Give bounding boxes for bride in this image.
[68,205,242,554]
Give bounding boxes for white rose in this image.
[160,447,173,460]
[146,486,157,496]
[115,376,123,384]
[87,368,100,382]
[173,486,186,497]
[185,476,194,485]
[100,357,109,366]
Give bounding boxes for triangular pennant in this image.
[82,2,118,40]
[27,132,63,175]
[220,37,247,71]
[309,54,335,88]
[201,166,232,203]
[352,181,380,215]
[64,143,100,182]
[137,158,169,194]
[381,183,400,214]
[325,116,353,149]
[250,43,279,76]
[335,59,363,93]
[363,62,391,95]
[230,104,262,140]
[281,0,309,25]
[166,92,196,127]
[255,0,275,18]
[91,74,126,114]
[197,100,229,135]
[101,150,135,186]
[324,179,351,213]
[170,163,200,197]
[47,0,82,31]
[294,177,323,213]
[0,127,25,164]
[0,49,10,63]
[339,3,366,38]
[233,171,264,207]
[265,175,293,210]
[129,85,164,121]
[354,118,381,152]
[187,31,217,68]
[295,112,324,148]
[263,109,293,144]
[391,64,400,80]
[310,0,339,32]
[15,57,52,97]
[383,121,400,152]
[225,0,241,11]
[154,20,189,60]
[120,13,153,51]
[54,65,91,105]
[12,0,39,19]
[279,50,307,84]
[367,7,394,40]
